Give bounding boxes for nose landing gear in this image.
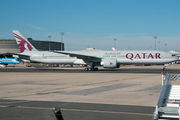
[163,64,169,71]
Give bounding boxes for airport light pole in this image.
[48,36,51,51]
[60,32,64,51]
[158,41,160,51]
[114,38,117,50]
[154,36,157,50]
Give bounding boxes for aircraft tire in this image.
[91,68,94,71]
[163,68,167,71]
[95,68,98,71]
[85,68,89,71]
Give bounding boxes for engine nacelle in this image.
[100,59,120,68]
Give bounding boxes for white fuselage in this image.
[17,50,178,65]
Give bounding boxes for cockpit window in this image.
[172,54,176,56]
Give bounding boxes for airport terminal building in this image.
[0,38,64,57]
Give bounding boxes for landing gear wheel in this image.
[85,68,89,71]
[91,68,94,71]
[91,67,98,71]
[84,67,98,71]
[163,68,167,71]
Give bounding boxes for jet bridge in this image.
[154,73,180,119]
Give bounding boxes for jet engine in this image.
[100,59,120,68]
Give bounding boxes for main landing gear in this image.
[84,63,99,71]
[84,67,98,71]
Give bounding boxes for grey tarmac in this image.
[0,64,180,120]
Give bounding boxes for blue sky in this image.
[0,0,180,51]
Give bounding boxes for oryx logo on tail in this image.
[13,33,33,53]
[13,30,37,53]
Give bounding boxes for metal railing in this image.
[154,73,180,120]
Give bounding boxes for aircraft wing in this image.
[54,51,101,60]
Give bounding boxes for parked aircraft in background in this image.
[0,58,20,67]
[170,50,180,57]
[12,30,178,70]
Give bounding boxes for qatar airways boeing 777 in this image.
[12,30,178,70]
